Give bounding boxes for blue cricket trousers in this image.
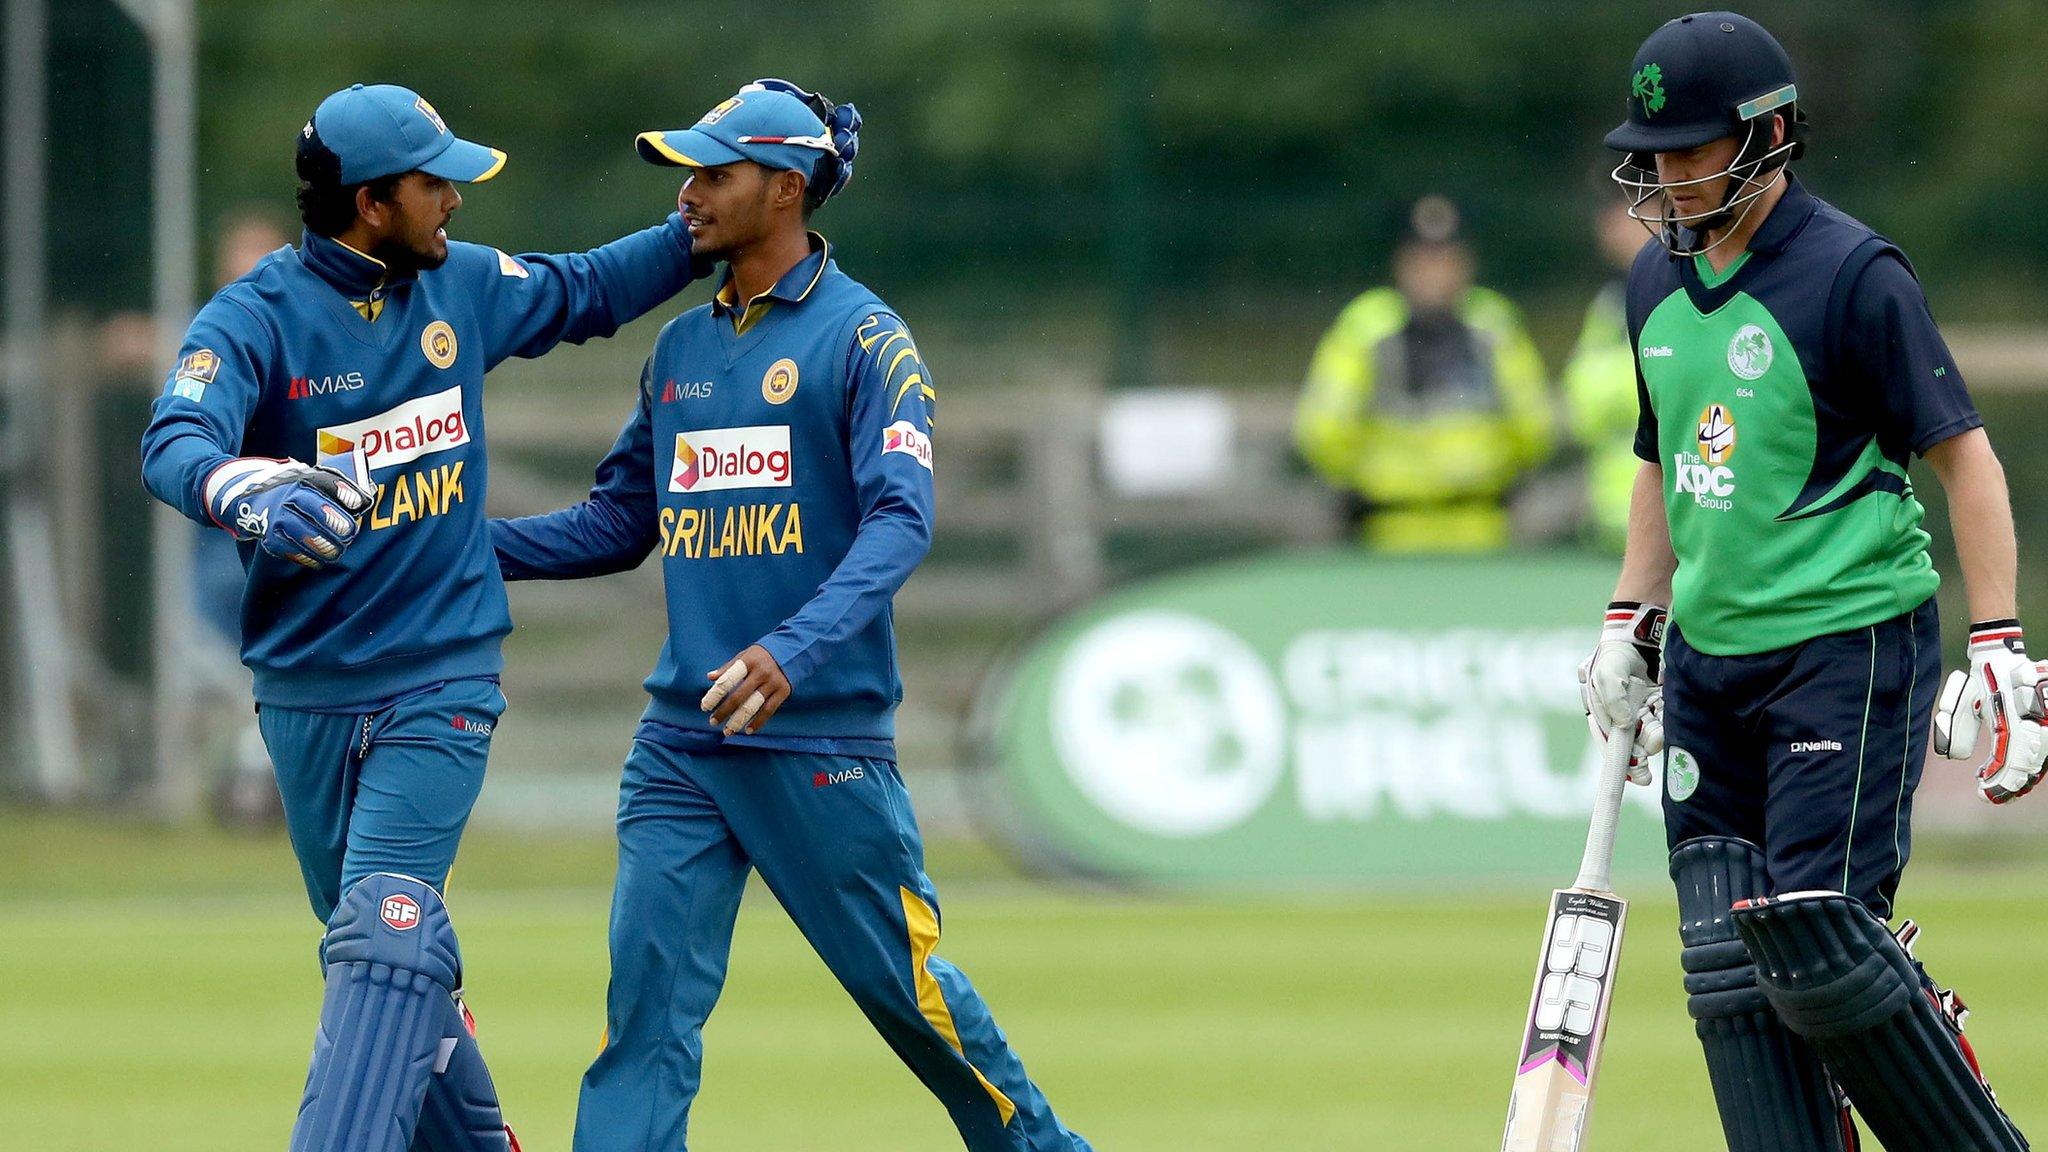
[574,739,1091,1152]
[258,677,507,920]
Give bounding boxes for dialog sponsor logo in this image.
[882,420,934,471]
[670,425,792,493]
[318,386,469,472]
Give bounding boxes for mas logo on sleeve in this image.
[420,321,459,370]
[883,420,934,471]
[494,249,530,279]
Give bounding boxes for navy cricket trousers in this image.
[1660,597,1941,918]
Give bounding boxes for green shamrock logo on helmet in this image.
[1632,63,1668,116]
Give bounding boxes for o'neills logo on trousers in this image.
[318,386,470,472]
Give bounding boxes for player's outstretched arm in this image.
[471,213,710,370]
[491,365,661,580]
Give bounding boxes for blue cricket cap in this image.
[309,83,506,184]
[636,85,835,176]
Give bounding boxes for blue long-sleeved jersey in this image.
[491,236,935,757]
[140,219,699,709]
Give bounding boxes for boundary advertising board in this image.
[968,551,1669,886]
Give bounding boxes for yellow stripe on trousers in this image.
[900,887,1018,1125]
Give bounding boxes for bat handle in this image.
[1572,708,1640,893]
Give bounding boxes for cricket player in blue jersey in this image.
[139,83,707,1152]
[492,81,1093,1152]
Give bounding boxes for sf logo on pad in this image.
[380,894,422,931]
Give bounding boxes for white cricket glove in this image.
[1578,601,1667,785]
[1932,620,2048,804]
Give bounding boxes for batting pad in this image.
[410,999,517,1152]
[292,873,464,1152]
[1672,838,1853,1152]
[1732,889,2029,1152]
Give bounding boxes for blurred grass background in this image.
[8,811,2048,1150]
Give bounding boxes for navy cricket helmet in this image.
[1604,12,1807,255]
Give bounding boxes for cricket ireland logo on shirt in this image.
[1727,324,1773,381]
[1673,403,1737,511]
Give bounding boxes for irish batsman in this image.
[1580,12,2040,1150]
[491,81,1094,1151]
[140,83,706,1151]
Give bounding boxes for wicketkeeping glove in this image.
[203,457,374,570]
[1933,620,2048,804]
[1578,601,1668,784]
[747,77,860,201]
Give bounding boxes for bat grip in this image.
[1572,709,1639,892]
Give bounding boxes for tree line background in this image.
[37,0,2048,383]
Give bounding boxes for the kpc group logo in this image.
[1051,611,1287,837]
[1696,403,1737,466]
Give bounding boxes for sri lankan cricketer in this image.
[140,83,706,1152]
[491,81,1094,1152]
[1579,12,2040,1151]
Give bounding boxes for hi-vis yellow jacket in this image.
[1562,282,1639,554]
[1295,286,1553,552]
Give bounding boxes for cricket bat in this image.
[1501,720,1636,1152]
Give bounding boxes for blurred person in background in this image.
[1294,194,1553,552]
[200,211,294,826]
[1563,199,1654,553]
[139,82,709,1152]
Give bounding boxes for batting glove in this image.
[1578,601,1667,784]
[204,457,374,570]
[1933,620,2048,804]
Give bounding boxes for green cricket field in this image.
[4,812,2044,1150]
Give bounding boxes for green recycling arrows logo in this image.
[1633,63,1668,116]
